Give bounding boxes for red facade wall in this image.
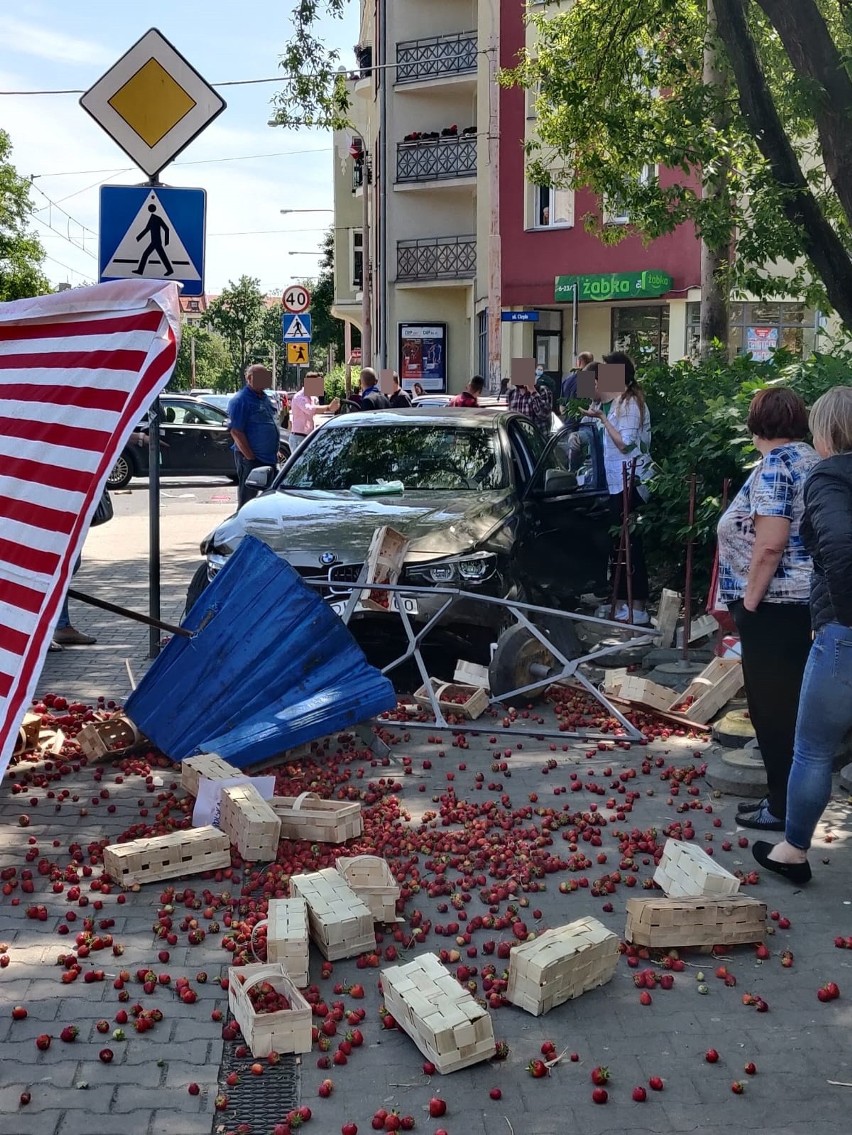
[498,3,701,308]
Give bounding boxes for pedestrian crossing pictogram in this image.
[99,185,206,295]
[282,312,312,342]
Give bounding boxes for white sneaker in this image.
[612,602,630,621]
[614,605,651,625]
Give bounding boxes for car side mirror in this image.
[246,466,273,489]
[541,469,577,496]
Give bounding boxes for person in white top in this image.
[583,352,652,624]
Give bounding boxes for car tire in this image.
[106,451,134,490]
[185,562,211,616]
[489,619,582,701]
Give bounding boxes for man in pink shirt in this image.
[290,374,339,446]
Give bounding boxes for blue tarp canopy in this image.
[126,536,396,767]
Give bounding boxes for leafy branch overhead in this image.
[503,0,852,325]
[0,130,51,302]
[270,1,353,130]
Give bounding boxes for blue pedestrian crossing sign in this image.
[99,185,206,296]
[282,312,312,343]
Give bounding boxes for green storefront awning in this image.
[555,270,674,303]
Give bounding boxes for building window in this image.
[351,229,364,291]
[685,301,817,359]
[531,185,573,229]
[187,300,199,312]
[477,309,488,380]
[612,305,670,363]
[603,165,657,225]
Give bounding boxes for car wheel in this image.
[106,452,133,490]
[185,562,211,615]
[489,619,582,701]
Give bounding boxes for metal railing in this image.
[397,235,476,282]
[397,134,477,183]
[396,31,478,84]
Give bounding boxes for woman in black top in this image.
[754,386,852,884]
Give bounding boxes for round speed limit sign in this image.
[282,284,311,314]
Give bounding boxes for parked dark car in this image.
[107,396,289,489]
[187,409,611,676]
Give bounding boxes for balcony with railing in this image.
[396,31,477,86]
[397,235,476,283]
[396,134,477,185]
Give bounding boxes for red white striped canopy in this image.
[0,280,181,778]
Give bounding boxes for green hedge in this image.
[639,349,852,597]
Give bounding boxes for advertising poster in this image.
[746,326,778,361]
[399,323,447,392]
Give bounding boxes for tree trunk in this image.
[713,0,852,331]
[756,0,852,228]
[700,0,730,356]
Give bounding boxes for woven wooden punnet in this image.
[253,898,310,987]
[290,868,375,960]
[603,674,676,714]
[76,713,142,761]
[336,855,401,923]
[625,896,768,948]
[13,712,42,757]
[103,825,231,888]
[654,838,740,899]
[219,783,281,862]
[506,918,620,1016]
[180,753,241,797]
[270,792,362,843]
[413,678,490,721]
[228,963,312,1057]
[360,526,410,611]
[382,952,496,1073]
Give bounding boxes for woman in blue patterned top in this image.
[717,388,818,832]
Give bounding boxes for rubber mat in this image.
[212,1016,301,1133]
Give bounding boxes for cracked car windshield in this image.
[279,424,507,491]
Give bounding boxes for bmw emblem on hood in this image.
[320,551,337,566]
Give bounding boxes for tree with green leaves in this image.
[170,324,235,391]
[271,1,351,130]
[204,275,267,383]
[0,129,50,302]
[311,227,345,361]
[505,0,852,342]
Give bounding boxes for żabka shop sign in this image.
[554,270,673,303]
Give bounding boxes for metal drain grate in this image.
[213,1018,301,1133]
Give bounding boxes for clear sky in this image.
[0,1,359,294]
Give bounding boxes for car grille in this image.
[292,562,364,598]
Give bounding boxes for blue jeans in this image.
[786,621,852,850]
[56,555,82,629]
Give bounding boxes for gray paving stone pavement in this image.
[2,479,851,1135]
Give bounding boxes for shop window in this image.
[351,229,364,291]
[603,165,657,225]
[612,305,670,363]
[531,184,573,229]
[685,301,816,359]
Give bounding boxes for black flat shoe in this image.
[736,805,784,831]
[737,798,767,815]
[752,841,812,885]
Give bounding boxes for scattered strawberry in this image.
[35,1034,51,1051]
[527,1059,548,1078]
[705,1049,719,1064]
[648,1076,664,1091]
[187,1083,200,1096]
[428,1098,446,1118]
[632,1086,647,1102]
[489,1087,502,1100]
[744,1062,757,1075]
[731,1081,745,1094]
[592,1087,608,1104]
[590,1066,610,1085]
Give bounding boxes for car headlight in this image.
[408,552,496,585]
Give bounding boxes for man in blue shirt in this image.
[227,364,280,507]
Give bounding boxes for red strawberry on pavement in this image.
[632,1086,647,1102]
[12,1007,27,1020]
[592,1087,608,1104]
[731,1081,745,1094]
[527,1059,547,1078]
[648,1075,664,1091]
[590,1066,610,1085]
[60,1025,78,1042]
[428,1098,447,1118]
[744,1062,757,1075]
[705,1049,719,1064]
[35,1034,51,1051]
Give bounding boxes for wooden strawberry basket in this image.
[13,711,42,757]
[506,917,620,1016]
[228,963,312,1057]
[76,713,143,761]
[251,898,310,987]
[270,792,362,844]
[360,526,410,611]
[290,868,375,960]
[382,952,496,1073]
[335,855,401,923]
[625,896,768,948]
[180,753,241,797]
[413,678,489,721]
[654,838,740,899]
[219,783,281,862]
[103,825,231,888]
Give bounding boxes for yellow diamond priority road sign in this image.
[80,28,225,178]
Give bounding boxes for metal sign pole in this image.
[147,398,161,659]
